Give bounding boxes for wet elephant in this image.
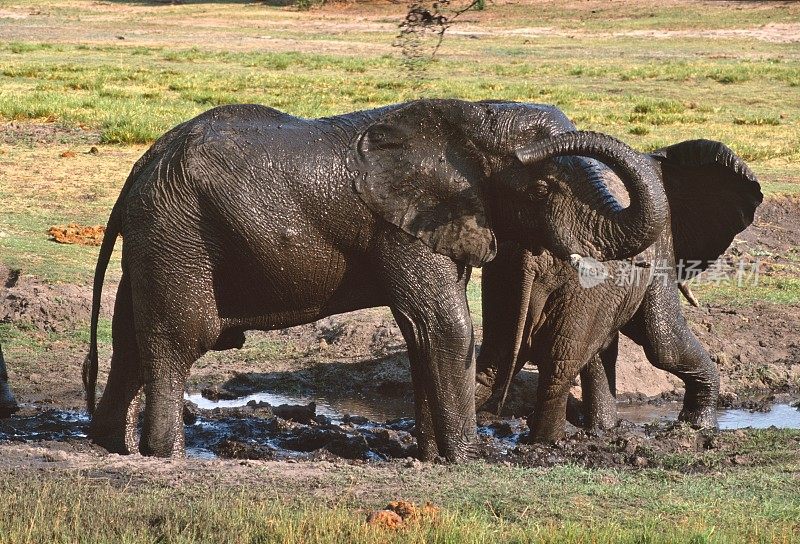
[475,139,762,441]
[84,99,669,461]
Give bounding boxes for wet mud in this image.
[2,395,798,470]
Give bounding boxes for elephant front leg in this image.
[378,235,477,462]
[392,310,439,460]
[624,281,719,429]
[528,358,575,442]
[579,335,618,431]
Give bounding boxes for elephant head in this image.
[352,99,668,267]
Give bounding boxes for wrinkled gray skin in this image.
[0,344,19,418]
[84,99,669,461]
[475,140,762,442]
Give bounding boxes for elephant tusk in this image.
[678,282,701,307]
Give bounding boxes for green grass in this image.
[692,276,800,306]
[0,438,800,543]
[0,39,798,163]
[1,440,799,544]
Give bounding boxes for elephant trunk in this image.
[517,131,668,260]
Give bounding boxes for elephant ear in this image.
[351,100,497,267]
[649,139,763,280]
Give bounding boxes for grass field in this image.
[2,428,800,543]
[1,1,799,542]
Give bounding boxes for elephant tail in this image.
[83,203,123,415]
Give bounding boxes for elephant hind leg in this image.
[622,282,719,428]
[89,273,143,454]
[136,311,212,458]
[129,273,218,457]
[580,335,618,431]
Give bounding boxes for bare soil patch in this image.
[0,121,100,147]
[0,264,114,334]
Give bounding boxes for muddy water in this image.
[1,395,798,463]
[185,392,411,423]
[618,401,800,429]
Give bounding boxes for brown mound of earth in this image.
[0,265,114,333]
[366,500,440,529]
[365,509,403,529]
[48,224,105,246]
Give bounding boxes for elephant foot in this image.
[0,402,19,419]
[585,402,617,431]
[436,441,480,464]
[89,431,134,455]
[678,405,718,429]
[139,425,185,458]
[0,382,18,418]
[523,415,564,444]
[415,429,477,463]
[88,420,138,455]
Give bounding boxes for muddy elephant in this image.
[84,99,669,461]
[0,344,19,418]
[475,139,762,442]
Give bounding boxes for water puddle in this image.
[184,391,411,423]
[618,402,800,429]
[718,403,800,430]
[0,409,88,441]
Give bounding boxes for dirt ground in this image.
[0,0,798,60]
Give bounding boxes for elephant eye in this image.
[529,179,550,199]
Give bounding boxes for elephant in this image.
[474,139,762,442]
[83,98,670,461]
[0,344,19,418]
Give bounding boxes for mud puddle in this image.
[1,396,798,465]
[185,391,410,423]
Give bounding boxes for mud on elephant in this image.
[84,99,670,461]
[475,139,762,442]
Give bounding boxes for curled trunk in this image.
[517,131,668,260]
